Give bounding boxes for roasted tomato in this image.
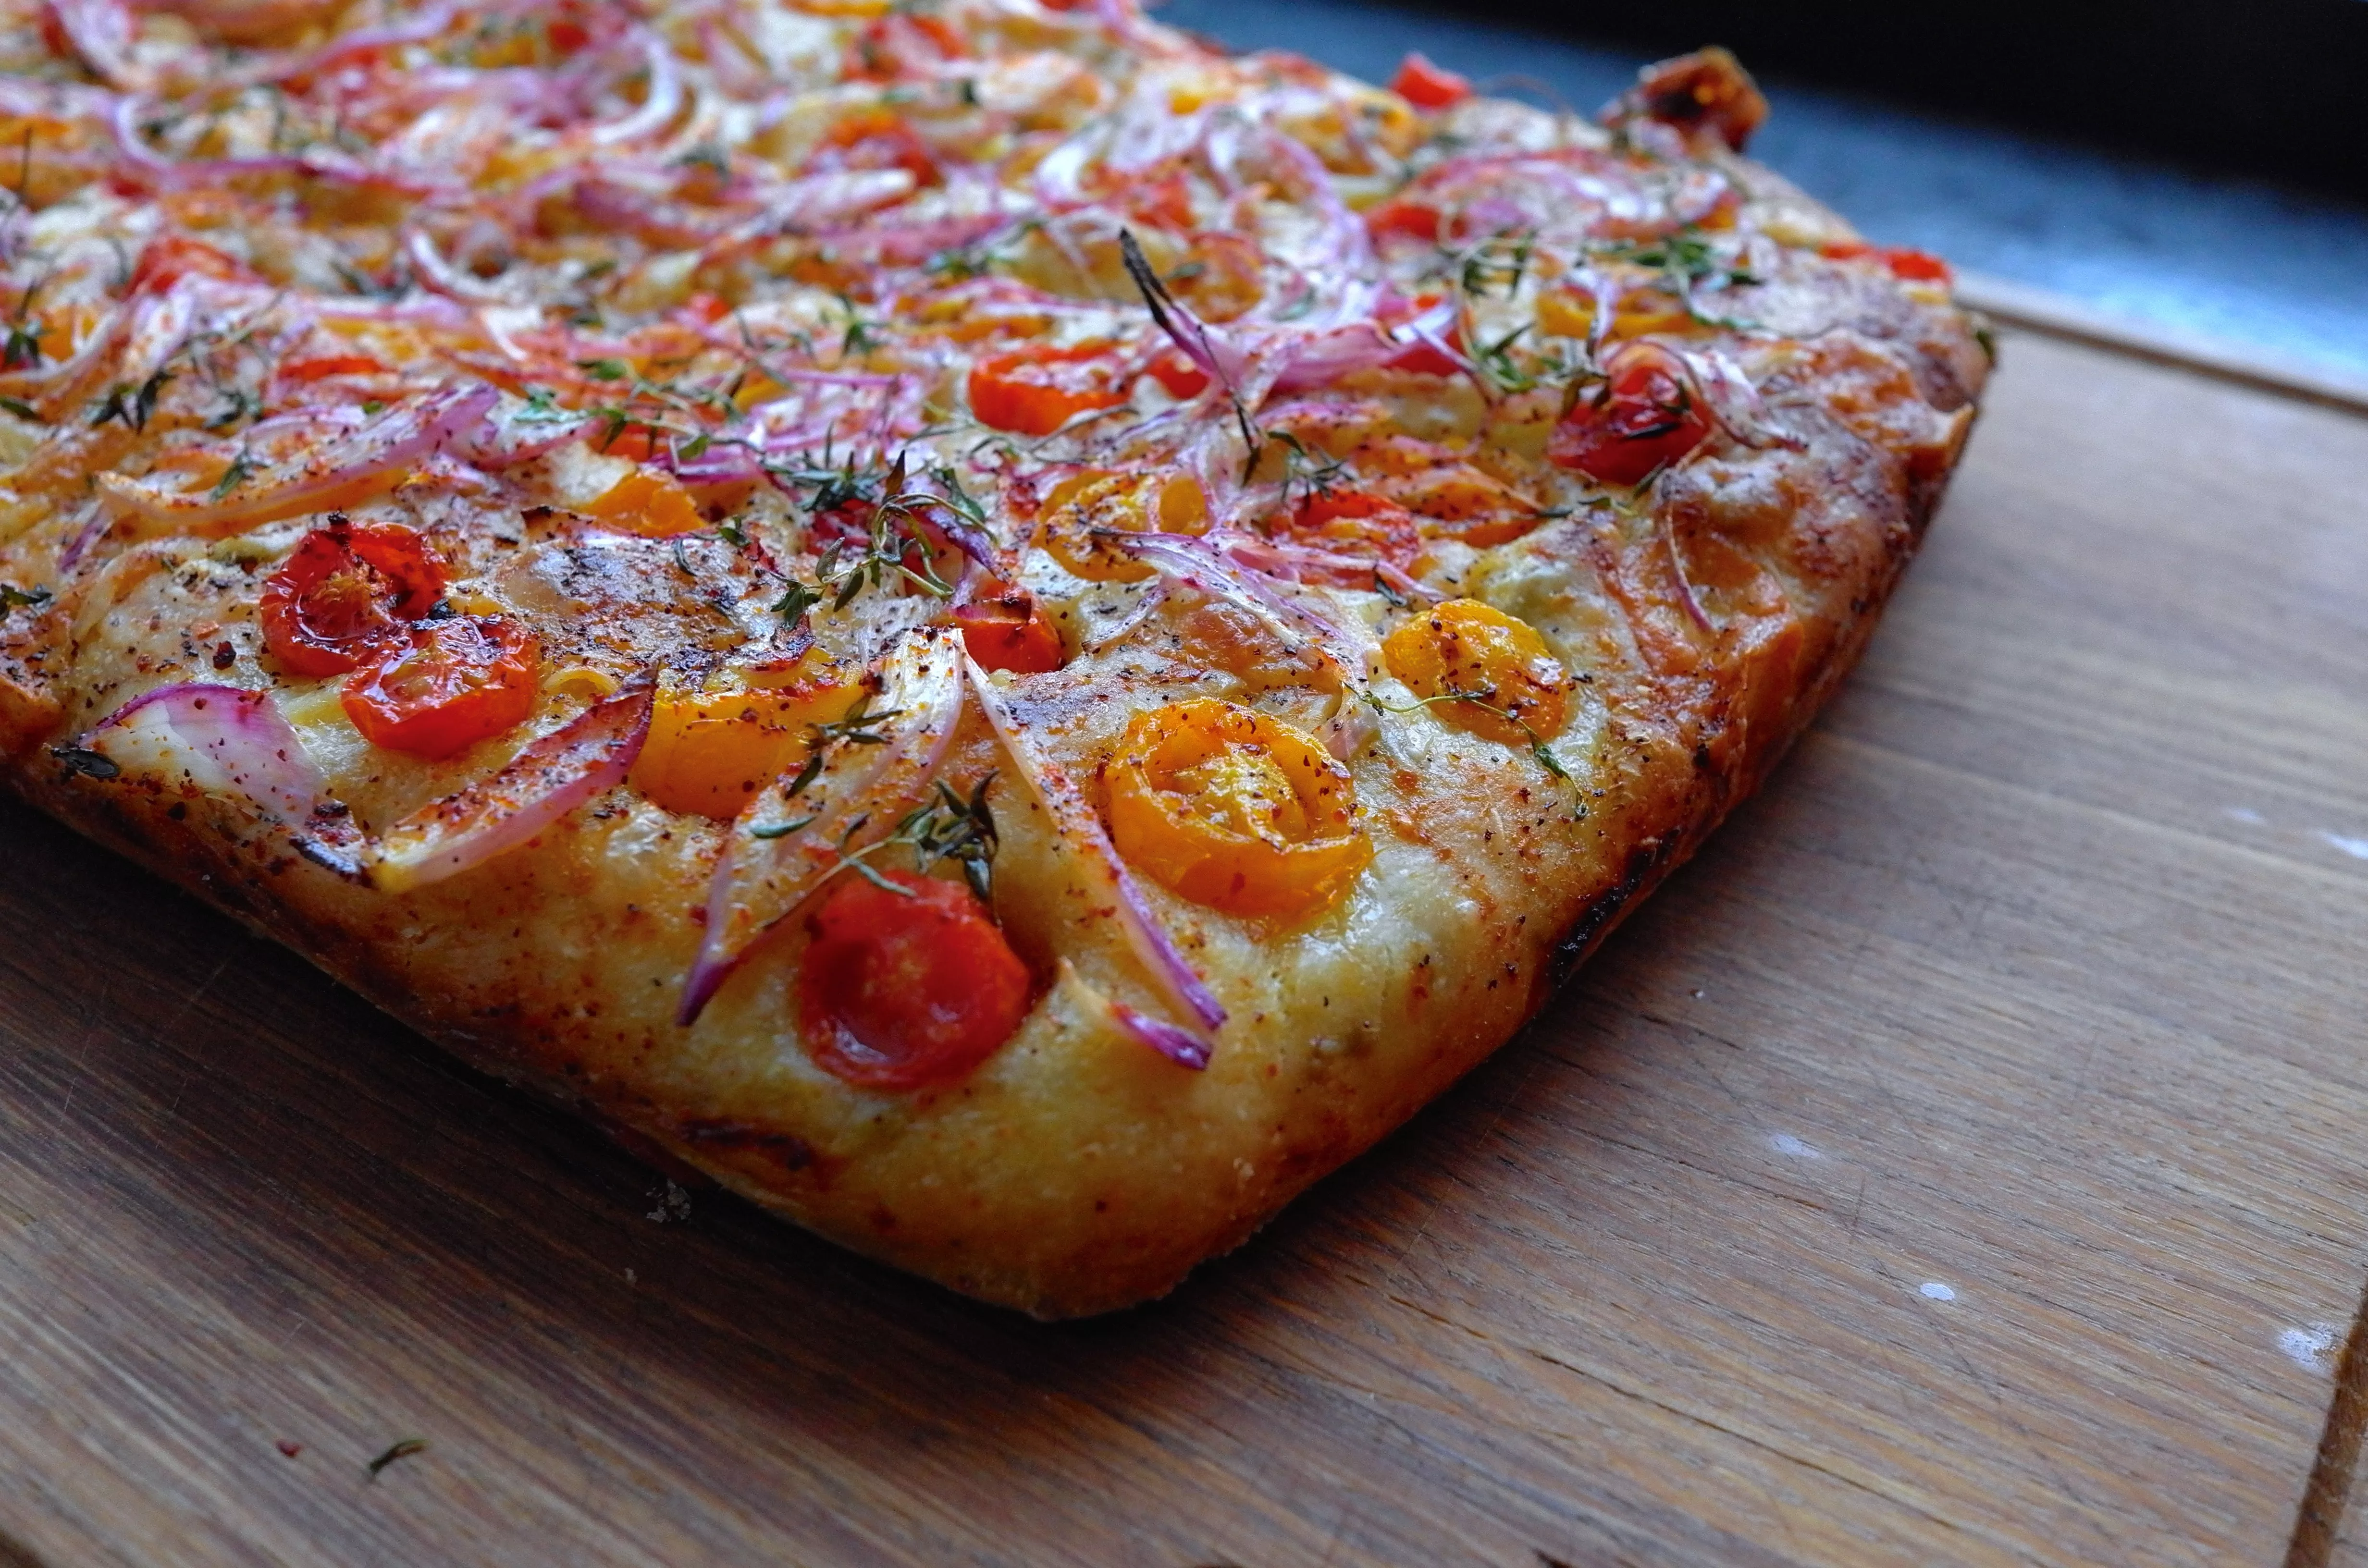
[584,466,705,537]
[1821,241,1952,285]
[127,234,257,295]
[1105,698,1371,920]
[342,615,541,760]
[260,522,447,678]
[1391,51,1471,110]
[968,343,1132,437]
[1548,341,1713,487]
[1365,199,1442,245]
[1170,233,1266,324]
[1382,598,1570,747]
[798,871,1032,1092]
[1285,488,1420,565]
[630,665,860,819]
[806,109,941,188]
[955,588,1066,674]
[1144,350,1210,400]
[1035,469,1207,581]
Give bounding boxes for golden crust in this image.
[0,3,1984,1314]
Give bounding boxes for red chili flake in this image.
[276,1439,302,1458]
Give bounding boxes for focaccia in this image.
[0,0,1984,1314]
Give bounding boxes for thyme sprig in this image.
[1362,686,1578,792]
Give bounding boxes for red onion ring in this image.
[79,682,325,822]
[372,683,653,893]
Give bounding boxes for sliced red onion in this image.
[1668,344,1800,451]
[1221,533,1438,605]
[48,0,146,91]
[1320,696,1381,763]
[110,94,434,193]
[371,684,652,894]
[402,229,516,305]
[678,631,966,1026]
[1100,529,1353,655]
[963,654,1224,1056]
[80,683,324,822]
[452,392,600,469]
[97,382,497,535]
[1110,1003,1212,1072]
[589,33,684,147]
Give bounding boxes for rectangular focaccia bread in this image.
[0,0,1984,1314]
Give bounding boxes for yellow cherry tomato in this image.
[1035,469,1207,582]
[1105,698,1371,920]
[630,662,862,820]
[585,467,706,538]
[1381,599,1570,747]
[1536,285,1697,343]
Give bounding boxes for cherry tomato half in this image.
[127,234,257,296]
[805,109,941,188]
[968,343,1130,437]
[1391,51,1471,110]
[260,522,448,678]
[1547,341,1713,488]
[1820,241,1953,285]
[798,871,1032,1092]
[955,588,1066,674]
[1145,350,1210,400]
[342,615,541,760]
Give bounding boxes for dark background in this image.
[1160,0,2368,379]
[1458,0,2368,200]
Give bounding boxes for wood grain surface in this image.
[3,328,2366,1568]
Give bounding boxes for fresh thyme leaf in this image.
[717,516,748,548]
[0,395,38,422]
[132,368,171,431]
[0,582,50,611]
[577,358,629,381]
[365,1437,428,1481]
[749,813,818,840]
[773,580,821,623]
[51,745,119,780]
[785,749,826,799]
[210,452,257,500]
[1373,570,1408,608]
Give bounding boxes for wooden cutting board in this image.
[3,324,2366,1568]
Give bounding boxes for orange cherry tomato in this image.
[955,589,1066,673]
[1035,469,1207,581]
[342,615,541,760]
[1548,341,1713,487]
[798,871,1032,1092]
[631,664,859,820]
[260,522,447,678]
[848,12,965,82]
[1381,598,1570,747]
[1145,350,1210,400]
[1391,51,1471,110]
[584,466,705,537]
[968,343,1131,437]
[806,109,941,188]
[1283,488,1420,571]
[1105,699,1371,920]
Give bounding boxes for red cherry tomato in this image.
[342,615,541,760]
[956,589,1066,674]
[1391,52,1471,110]
[968,343,1130,436]
[260,522,448,678]
[1548,341,1714,487]
[798,871,1032,1091]
[1365,199,1442,245]
[1820,241,1954,285]
[277,353,392,384]
[127,235,257,296]
[1145,350,1210,400]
